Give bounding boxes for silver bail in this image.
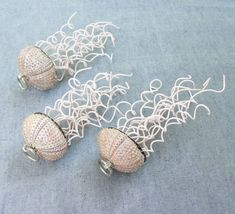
[22,144,39,162]
[17,74,28,90]
[98,159,113,176]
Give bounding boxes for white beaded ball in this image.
[22,113,68,161]
[18,46,58,90]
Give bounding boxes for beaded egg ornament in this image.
[22,67,131,161]
[97,75,226,176]
[17,12,117,90]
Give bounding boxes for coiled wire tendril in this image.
[45,67,131,145]
[35,12,118,80]
[117,75,226,157]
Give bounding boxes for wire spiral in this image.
[45,67,131,145]
[35,12,118,80]
[117,75,226,157]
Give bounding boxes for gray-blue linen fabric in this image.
[0,1,234,213]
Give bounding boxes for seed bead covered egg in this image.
[98,128,145,175]
[22,113,68,161]
[18,46,58,90]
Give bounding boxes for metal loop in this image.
[22,144,39,162]
[17,74,28,90]
[98,159,113,176]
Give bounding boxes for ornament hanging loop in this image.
[22,144,39,162]
[17,74,28,90]
[98,159,113,176]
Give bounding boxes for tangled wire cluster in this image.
[36,12,117,80]
[45,67,131,144]
[117,75,226,157]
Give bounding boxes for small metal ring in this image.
[17,74,28,90]
[22,144,39,162]
[98,159,113,176]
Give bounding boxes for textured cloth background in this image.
[0,1,234,213]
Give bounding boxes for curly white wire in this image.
[35,12,118,80]
[117,75,226,157]
[45,67,132,145]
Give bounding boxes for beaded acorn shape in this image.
[97,75,225,176]
[17,13,117,90]
[18,46,57,90]
[22,113,67,161]
[22,70,131,161]
[98,128,145,175]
